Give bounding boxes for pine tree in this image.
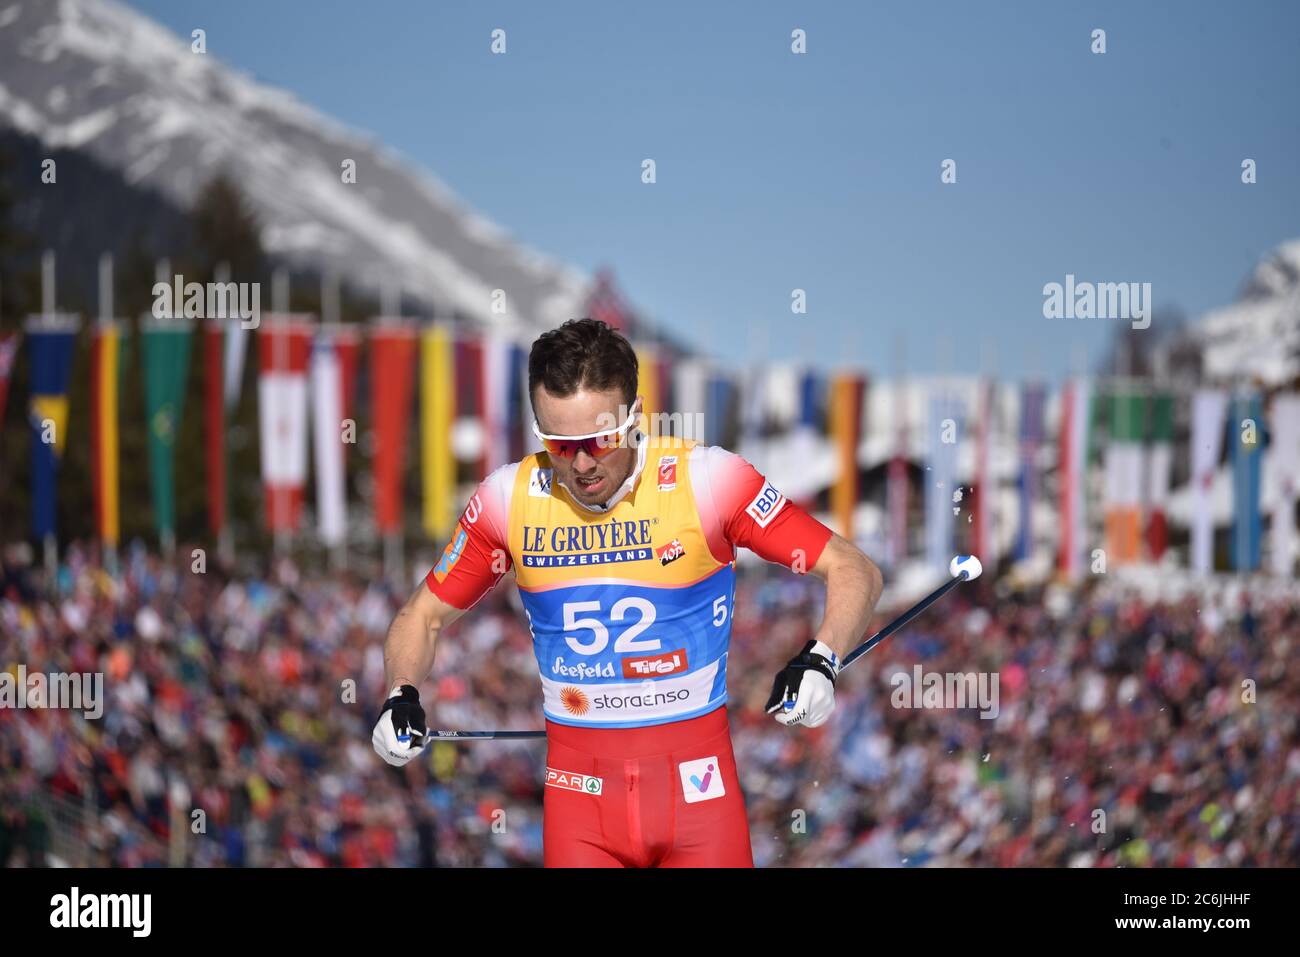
[192,173,264,281]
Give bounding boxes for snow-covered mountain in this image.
[1195,240,1300,387]
[0,0,591,330]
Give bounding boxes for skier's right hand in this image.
[372,684,430,766]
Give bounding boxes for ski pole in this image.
[839,554,983,671]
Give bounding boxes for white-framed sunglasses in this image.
[532,401,640,460]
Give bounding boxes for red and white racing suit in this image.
[425,438,833,866]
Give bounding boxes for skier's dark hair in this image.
[528,318,639,408]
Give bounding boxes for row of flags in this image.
[3,313,1299,579]
[10,314,508,554]
[991,381,1292,579]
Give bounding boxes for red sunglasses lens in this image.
[543,433,622,459]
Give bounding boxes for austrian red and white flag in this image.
[258,316,314,533]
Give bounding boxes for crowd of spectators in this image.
[2,540,1296,867]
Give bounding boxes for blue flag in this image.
[25,318,79,540]
[1230,394,1264,571]
[705,375,736,447]
[798,370,822,429]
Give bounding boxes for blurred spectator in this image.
[1,541,1296,867]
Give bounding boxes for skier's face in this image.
[532,385,640,507]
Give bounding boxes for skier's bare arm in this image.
[807,532,883,661]
[383,583,466,691]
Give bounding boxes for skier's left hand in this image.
[372,684,431,766]
[765,640,839,728]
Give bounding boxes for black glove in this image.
[764,640,839,727]
[371,684,429,766]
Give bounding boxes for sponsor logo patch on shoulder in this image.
[433,523,469,582]
[528,467,554,497]
[658,456,678,491]
[546,767,603,795]
[745,480,786,528]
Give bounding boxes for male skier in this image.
[373,318,883,866]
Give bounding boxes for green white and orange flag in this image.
[90,323,121,546]
[1103,390,1145,565]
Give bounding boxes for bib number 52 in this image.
[563,597,659,655]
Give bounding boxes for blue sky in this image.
[126,0,1300,381]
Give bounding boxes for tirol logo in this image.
[658,456,678,491]
[622,649,689,678]
[679,755,725,803]
[559,686,590,716]
[546,767,603,795]
[655,538,685,566]
[529,467,553,497]
[745,480,786,528]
